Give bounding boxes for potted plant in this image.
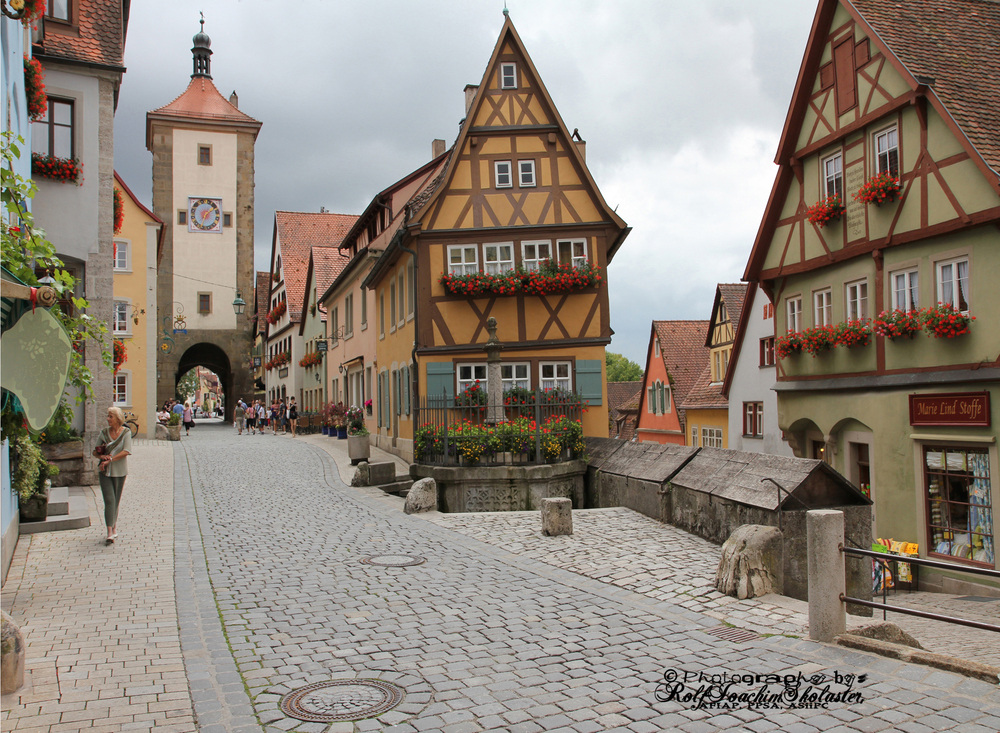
[873,309,922,340]
[345,405,370,464]
[855,172,901,206]
[13,434,57,522]
[922,303,975,338]
[805,194,845,228]
[166,412,182,441]
[834,319,873,348]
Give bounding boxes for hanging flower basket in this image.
[31,153,82,184]
[806,195,845,227]
[855,172,901,206]
[801,325,838,356]
[23,56,47,121]
[834,319,873,348]
[873,309,922,340]
[775,331,804,359]
[113,339,127,374]
[922,303,974,339]
[8,0,45,25]
[113,187,124,234]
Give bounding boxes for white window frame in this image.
[786,296,803,333]
[539,362,572,392]
[113,300,131,335]
[845,279,869,321]
[690,425,699,447]
[457,363,487,393]
[389,281,396,333]
[936,257,970,314]
[647,385,657,414]
[501,363,529,392]
[813,288,833,327]
[494,161,512,189]
[113,239,130,271]
[874,126,899,177]
[556,238,588,268]
[500,62,517,89]
[521,240,552,271]
[447,244,479,276]
[701,427,723,449]
[822,152,843,199]
[361,289,368,329]
[890,268,919,311]
[113,370,130,406]
[484,243,515,274]
[518,160,536,187]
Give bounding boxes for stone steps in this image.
[378,479,413,498]
[19,486,92,535]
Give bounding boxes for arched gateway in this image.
[146,19,261,422]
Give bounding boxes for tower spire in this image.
[191,13,213,79]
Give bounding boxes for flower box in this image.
[775,331,804,359]
[439,261,603,297]
[31,153,82,184]
[922,303,974,339]
[834,319,872,348]
[873,309,921,340]
[855,172,901,206]
[24,56,46,121]
[806,195,845,227]
[801,325,837,356]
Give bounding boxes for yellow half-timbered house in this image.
[363,15,629,460]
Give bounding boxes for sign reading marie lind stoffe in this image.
[908,391,990,427]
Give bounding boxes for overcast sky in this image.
[113,0,818,365]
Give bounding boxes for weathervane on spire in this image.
[200,10,204,29]
[503,2,509,17]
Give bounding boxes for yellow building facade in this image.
[112,172,163,437]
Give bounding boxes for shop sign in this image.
[279,367,289,378]
[253,356,261,368]
[908,391,990,427]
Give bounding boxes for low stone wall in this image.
[39,441,85,487]
[586,467,668,523]
[411,460,586,513]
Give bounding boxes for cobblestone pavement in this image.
[2,441,197,733]
[3,424,999,733]
[422,509,1000,668]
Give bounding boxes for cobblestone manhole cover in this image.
[360,554,426,567]
[280,679,405,722]
[703,625,760,643]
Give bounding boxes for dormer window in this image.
[500,63,517,89]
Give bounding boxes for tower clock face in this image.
[188,197,222,232]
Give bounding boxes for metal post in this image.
[807,509,846,642]
[534,388,542,465]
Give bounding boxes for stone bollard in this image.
[807,509,846,642]
[715,525,783,599]
[541,497,573,536]
[1,610,25,694]
[404,478,437,514]
[351,462,370,487]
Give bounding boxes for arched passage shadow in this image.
[175,343,233,421]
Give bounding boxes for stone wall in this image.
[411,460,586,513]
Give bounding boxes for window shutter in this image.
[377,373,383,427]
[425,362,454,407]
[403,365,410,415]
[575,359,602,405]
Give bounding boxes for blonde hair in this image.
[107,406,126,425]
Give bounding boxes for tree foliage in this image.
[605,351,643,382]
[176,369,199,402]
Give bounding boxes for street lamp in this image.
[232,291,246,316]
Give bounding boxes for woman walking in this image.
[288,397,298,437]
[182,401,195,436]
[93,406,132,544]
[270,399,280,435]
[244,401,257,435]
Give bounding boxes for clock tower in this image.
[146,19,262,418]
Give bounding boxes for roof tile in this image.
[652,320,710,429]
[37,0,125,69]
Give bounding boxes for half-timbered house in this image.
[363,16,629,460]
[744,0,999,586]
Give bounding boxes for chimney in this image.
[229,91,239,108]
[432,139,446,159]
[464,84,479,115]
[572,128,586,161]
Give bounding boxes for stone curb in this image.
[835,632,1000,684]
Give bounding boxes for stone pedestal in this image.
[807,510,846,642]
[715,525,784,599]
[541,497,573,536]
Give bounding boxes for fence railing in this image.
[414,390,586,466]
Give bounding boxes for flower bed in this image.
[873,309,922,339]
[24,56,46,121]
[806,195,845,227]
[414,414,585,465]
[922,303,974,338]
[31,153,82,184]
[440,260,603,297]
[855,172,901,206]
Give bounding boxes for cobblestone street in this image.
[3,422,999,732]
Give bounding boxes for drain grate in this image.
[703,625,760,643]
[280,679,405,722]
[360,554,426,567]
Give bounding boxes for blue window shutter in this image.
[425,362,454,407]
[576,359,603,405]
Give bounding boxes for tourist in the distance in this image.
[288,397,298,437]
[244,400,257,435]
[93,406,132,544]
[182,401,195,436]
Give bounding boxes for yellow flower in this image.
[11,0,25,10]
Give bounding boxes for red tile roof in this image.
[718,283,748,335]
[608,380,642,440]
[852,0,1000,173]
[310,247,352,313]
[681,363,727,410]
[36,0,126,69]
[254,271,270,336]
[149,76,261,127]
[652,320,710,429]
[273,212,357,324]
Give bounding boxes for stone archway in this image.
[173,343,234,422]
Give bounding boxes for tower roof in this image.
[146,76,261,148]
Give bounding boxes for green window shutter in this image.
[425,362,454,407]
[575,359,603,405]
[377,373,383,427]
